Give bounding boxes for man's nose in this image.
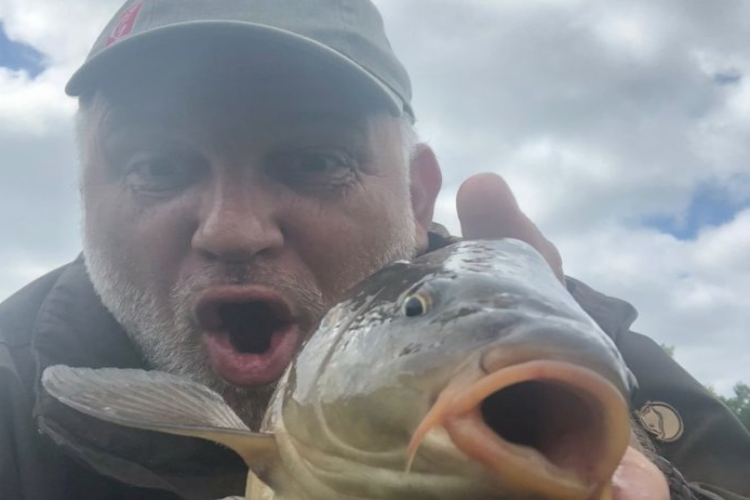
[191,180,284,262]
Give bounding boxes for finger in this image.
[456,173,565,283]
[611,447,670,500]
[456,173,524,240]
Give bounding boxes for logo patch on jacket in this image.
[636,401,684,442]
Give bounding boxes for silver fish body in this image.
[43,239,636,500]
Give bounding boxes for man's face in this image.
[79,50,424,426]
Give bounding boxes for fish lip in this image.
[408,359,630,500]
[194,285,303,386]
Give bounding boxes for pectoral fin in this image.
[42,365,278,471]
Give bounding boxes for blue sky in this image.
[0,23,45,77]
[644,182,748,240]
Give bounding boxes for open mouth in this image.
[479,380,605,486]
[408,361,630,500]
[195,287,302,386]
[212,301,290,354]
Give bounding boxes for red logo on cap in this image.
[106,0,145,47]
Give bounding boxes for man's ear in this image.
[409,144,442,252]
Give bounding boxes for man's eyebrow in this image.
[98,109,186,139]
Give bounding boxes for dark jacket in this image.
[1,249,749,499]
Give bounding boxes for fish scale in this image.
[43,239,635,500]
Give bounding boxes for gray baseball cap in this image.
[66,0,413,119]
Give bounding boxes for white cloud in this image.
[0,68,74,134]
[593,8,663,63]
[0,0,118,67]
[378,0,750,393]
[552,209,750,394]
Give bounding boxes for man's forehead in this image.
[98,105,376,138]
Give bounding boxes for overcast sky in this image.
[1,0,748,395]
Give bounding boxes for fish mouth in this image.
[195,286,303,386]
[408,359,630,500]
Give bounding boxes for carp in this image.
[43,239,636,500]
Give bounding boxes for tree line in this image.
[661,344,749,432]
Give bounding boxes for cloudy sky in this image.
[1,0,748,395]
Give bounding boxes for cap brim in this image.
[66,20,404,117]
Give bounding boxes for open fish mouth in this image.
[408,359,630,500]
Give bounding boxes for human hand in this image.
[456,173,565,284]
[611,446,670,500]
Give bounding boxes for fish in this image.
[42,239,636,500]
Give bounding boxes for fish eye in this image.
[402,292,431,317]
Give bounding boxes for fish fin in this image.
[42,365,278,469]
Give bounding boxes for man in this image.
[0,1,747,499]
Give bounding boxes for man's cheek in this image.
[85,199,152,285]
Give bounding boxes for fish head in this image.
[276,239,636,500]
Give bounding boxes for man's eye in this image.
[125,155,200,193]
[299,153,349,172]
[271,149,357,187]
[292,151,352,174]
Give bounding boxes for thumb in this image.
[457,173,522,240]
[457,173,564,283]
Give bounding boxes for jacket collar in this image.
[565,276,638,342]
[31,256,246,500]
[31,255,145,372]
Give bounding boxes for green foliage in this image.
[660,343,675,358]
[659,344,748,432]
[717,382,750,432]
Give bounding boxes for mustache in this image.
[171,261,329,329]
[220,262,264,285]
